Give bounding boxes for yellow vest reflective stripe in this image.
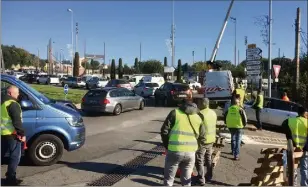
[168,109,202,152]
[1,100,19,135]
[288,117,308,149]
[200,108,217,144]
[226,105,243,129]
[236,88,245,107]
[253,94,264,109]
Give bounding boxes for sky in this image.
[2,1,308,66]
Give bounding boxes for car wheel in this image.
[139,100,145,110]
[27,134,64,166]
[113,104,122,116]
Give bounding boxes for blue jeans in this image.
[300,153,308,186]
[229,128,243,158]
[1,136,22,179]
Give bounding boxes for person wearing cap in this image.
[282,106,308,186]
[195,98,217,185]
[161,98,206,186]
[224,98,247,160]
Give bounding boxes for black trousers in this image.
[255,108,262,129]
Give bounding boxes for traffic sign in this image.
[246,48,262,55]
[246,65,261,70]
[273,65,281,78]
[246,70,261,75]
[164,66,175,73]
[246,47,262,61]
[64,84,69,95]
[246,61,261,66]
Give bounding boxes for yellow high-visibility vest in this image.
[288,117,308,149]
[1,100,21,135]
[236,88,245,107]
[200,108,217,144]
[226,105,243,129]
[168,109,202,152]
[253,94,264,109]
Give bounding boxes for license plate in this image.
[178,95,186,98]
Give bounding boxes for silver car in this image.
[81,87,145,115]
[223,97,300,126]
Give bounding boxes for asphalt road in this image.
[1,98,175,180]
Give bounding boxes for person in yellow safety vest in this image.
[1,85,25,186]
[282,106,308,186]
[235,82,245,108]
[195,98,217,185]
[252,89,264,130]
[161,98,207,186]
[225,98,247,160]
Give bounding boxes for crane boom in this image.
[210,0,235,62]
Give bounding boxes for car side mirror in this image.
[20,100,34,109]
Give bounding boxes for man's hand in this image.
[18,136,26,142]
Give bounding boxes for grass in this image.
[29,84,87,104]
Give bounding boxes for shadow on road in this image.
[118,148,163,155]
[58,161,121,174]
[151,119,165,123]
[133,140,162,146]
[129,165,165,186]
[145,131,160,134]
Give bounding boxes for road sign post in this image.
[246,44,262,91]
[64,84,69,100]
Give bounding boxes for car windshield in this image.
[145,83,159,87]
[173,84,190,91]
[16,79,51,104]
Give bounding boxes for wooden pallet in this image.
[250,147,302,186]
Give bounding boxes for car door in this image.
[122,89,137,109]
[115,88,129,110]
[1,80,36,139]
[126,89,140,108]
[134,82,142,95]
[155,84,165,99]
[243,98,269,123]
[266,99,292,126]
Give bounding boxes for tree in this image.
[191,61,208,72]
[123,64,132,75]
[73,52,80,76]
[118,58,123,78]
[111,59,116,79]
[139,60,163,74]
[134,57,140,73]
[90,59,100,73]
[163,57,168,80]
[177,59,182,82]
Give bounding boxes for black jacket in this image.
[1,95,25,137]
[160,103,207,150]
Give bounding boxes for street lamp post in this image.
[67,8,74,76]
[230,17,237,66]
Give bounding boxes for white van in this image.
[142,76,165,87]
[129,75,146,87]
[203,70,234,108]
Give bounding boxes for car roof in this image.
[265,97,300,106]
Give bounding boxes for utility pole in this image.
[268,0,272,97]
[139,42,142,62]
[36,49,40,71]
[75,22,78,53]
[171,0,175,80]
[294,7,301,102]
[238,49,239,65]
[192,51,195,64]
[278,48,281,58]
[230,17,237,66]
[84,40,87,74]
[210,0,235,62]
[245,36,248,49]
[204,47,207,62]
[104,42,106,66]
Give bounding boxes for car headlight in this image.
[66,117,84,127]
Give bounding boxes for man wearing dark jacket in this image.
[1,85,25,186]
[161,98,206,186]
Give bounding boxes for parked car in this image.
[81,87,145,115]
[105,79,133,90]
[223,97,300,127]
[134,82,159,97]
[1,74,85,166]
[13,72,25,79]
[62,77,85,88]
[20,74,39,84]
[187,81,201,90]
[86,77,108,89]
[154,82,192,106]
[37,75,60,85]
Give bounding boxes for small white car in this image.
[38,75,60,85]
[14,72,25,79]
[187,81,201,90]
[134,82,160,97]
[86,77,109,89]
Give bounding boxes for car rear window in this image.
[145,83,159,87]
[86,90,107,98]
[49,75,57,78]
[173,84,190,91]
[118,80,129,84]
